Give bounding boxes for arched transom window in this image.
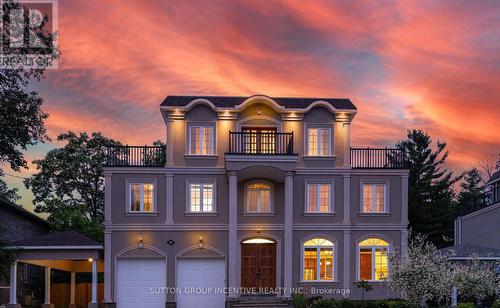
[303,238,334,281]
[246,182,272,213]
[358,238,389,281]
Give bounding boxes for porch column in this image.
[283,171,294,298]
[69,272,76,308]
[43,267,53,308]
[228,171,238,298]
[8,261,18,306]
[91,259,98,304]
[343,122,351,167]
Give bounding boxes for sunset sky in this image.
[4,0,500,210]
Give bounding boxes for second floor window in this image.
[189,183,215,213]
[130,183,154,212]
[362,184,386,213]
[307,183,332,213]
[190,126,214,155]
[307,128,331,156]
[246,182,272,213]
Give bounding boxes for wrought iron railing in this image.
[105,145,166,167]
[458,185,500,216]
[227,131,294,155]
[351,148,406,169]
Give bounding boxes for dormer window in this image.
[189,126,214,155]
[307,127,331,156]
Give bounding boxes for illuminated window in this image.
[358,238,389,281]
[303,238,334,281]
[190,126,214,155]
[307,128,331,156]
[246,182,272,213]
[307,183,332,213]
[189,183,215,213]
[129,183,154,212]
[362,184,386,213]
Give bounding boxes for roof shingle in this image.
[8,230,101,247]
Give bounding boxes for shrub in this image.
[456,303,474,308]
[376,300,415,308]
[292,292,308,308]
[491,299,500,308]
[311,298,337,308]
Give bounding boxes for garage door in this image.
[176,258,225,308]
[117,258,166,308]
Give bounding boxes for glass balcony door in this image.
[242,127,277,154]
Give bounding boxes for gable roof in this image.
[0,196,48,227]
[160,95,357,110]
[8,230,101,247]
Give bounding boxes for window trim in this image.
[360,181,390,214]
[304,180,335,214]
[186,179,217,214]
[304,125,333,157]
[187,123,216,155]
[126,179,157,214]
[300,235,337,282]
[244,180,274,214]
[356,236,391,282]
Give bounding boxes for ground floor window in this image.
[303,237,334,281]
[358,238,389,281]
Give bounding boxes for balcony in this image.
[458,185,500,216]
[104,145,166,167]
[350,147,406,169]
[227,131,295,155]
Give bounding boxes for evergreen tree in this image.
[457,168,484,213]
[396,129,461,247]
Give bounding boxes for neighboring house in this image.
[103,95,409,308]
[0,197,49,306]
[446,171,500,261]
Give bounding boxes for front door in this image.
[241,242,276,290]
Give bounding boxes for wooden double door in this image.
[241,243,276,289]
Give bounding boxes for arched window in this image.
[303,237,334,281]
[245,182,272,213]
[358,237,389,281]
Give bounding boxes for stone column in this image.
[7,261,21,308]
[104,232,112,304]
[42,267,54,308]
[342,230,351,298]
[283,171,294,298]
[342,174,351,224]
[69,272,76,308]
[228,171,238,298]
[165,174,174,224]
[343,122,351,167]
[89,259,98,308]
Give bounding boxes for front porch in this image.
[5,231,103,308]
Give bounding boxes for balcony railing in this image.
[458,185,500,216]
[227,131,295,155]
[351,147,406,169]
[105,145,166,167]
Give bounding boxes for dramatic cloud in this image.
[7,0,500,208]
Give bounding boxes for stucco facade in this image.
[103,95,409,307]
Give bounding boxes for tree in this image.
[0,1,59,201]
[388,233,454,306]
[355,280,373,301]
[452,258,498,304]
[396,129,461,247]
[478,154,500,182]
[0,226,17,276]
[24,132,120,242]
[457,168,484,213]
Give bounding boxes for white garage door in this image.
[117,258,166,308]
[176,258,226,308]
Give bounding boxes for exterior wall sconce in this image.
[88,258,93,262]
[199,235,203,249]
[257,106,261,115]
[138,236,144,249]
[257,226,261,233]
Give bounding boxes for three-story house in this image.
[103,95,409,308]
